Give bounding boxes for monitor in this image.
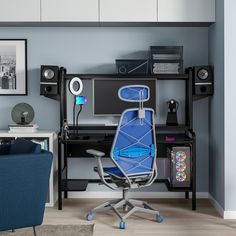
[93,79,156,116]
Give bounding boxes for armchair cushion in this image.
[0,144,11,155]
[0,151,53,231]
[9,138,41,155]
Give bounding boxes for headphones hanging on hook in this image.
[69,77,83,96]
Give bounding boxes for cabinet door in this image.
[0,0,40,21]
[100,0,157,22]
[41,0,99,22]
[158,0,215,22]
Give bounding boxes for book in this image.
[8,124,39,133]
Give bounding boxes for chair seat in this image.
[103,167,150,179]
[103,167,125,178]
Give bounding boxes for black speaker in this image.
[193,66,213,96]
[40,65,59,95]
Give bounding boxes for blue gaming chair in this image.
[86,85,163,229]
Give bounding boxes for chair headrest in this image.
[118,85,150,102]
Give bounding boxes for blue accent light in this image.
[113,147,119,161]
[76,96,87,105]
[113,145,155,160]
[120,147,150,158]
[151,144,155,158]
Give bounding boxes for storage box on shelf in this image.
[150,46,184,74]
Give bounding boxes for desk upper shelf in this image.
[64,73,189,81]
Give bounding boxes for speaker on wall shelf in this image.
[40,65,59,96]
[193,66,213,96]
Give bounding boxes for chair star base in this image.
[86,190,164,229]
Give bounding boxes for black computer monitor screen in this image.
[93,79,156,115]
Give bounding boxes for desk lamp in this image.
[68,77,87,134]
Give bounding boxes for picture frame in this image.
[0,39,27,95]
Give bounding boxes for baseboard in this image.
[223,211,236,219]
[208,193,224,218]
[68,191,209,199]
[209,194,236,219]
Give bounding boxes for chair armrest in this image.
[87,149,105,157]
[86,149,118,190]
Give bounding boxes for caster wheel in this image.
[119,221,126,229]
[86,212,94,221]
[156,215,164,223]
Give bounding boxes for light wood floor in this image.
[44,199,236,236]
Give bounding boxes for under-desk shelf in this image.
[61,180,88,192]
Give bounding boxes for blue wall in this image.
[0,27,209,192]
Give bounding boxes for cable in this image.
[76,105,83,135]
[73,96,76,134]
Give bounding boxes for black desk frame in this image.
[57,68,196,211]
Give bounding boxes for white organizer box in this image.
[0,130,58,207]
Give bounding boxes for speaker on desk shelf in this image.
[40,65,59,95]
[193,66,213,96]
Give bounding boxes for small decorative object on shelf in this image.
[0,39,27,95]
[9,103,38,133]
[166,99,179,126]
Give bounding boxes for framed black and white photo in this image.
[0,39,27,95]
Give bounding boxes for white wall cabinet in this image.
[41,0,99,22]
[0,0,215,23]
[100,0,157,22]
[158,0,215,22]
[0,0,40,22]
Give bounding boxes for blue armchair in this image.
[0,139,53,235]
